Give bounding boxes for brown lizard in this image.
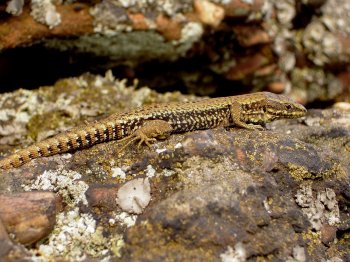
[0,92,306,170]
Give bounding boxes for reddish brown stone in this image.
[255,64,278,77]
[0,218,13,257]
[0,192,61,245]
[267,81,286,93]
[128,12,149,30]
[86,184,119,211]
[321,224,337,245]
[225,51,273,80]
[337,34,350,61]
[233,25,270,47]
[0,3,93,50]
[156,14,182,41]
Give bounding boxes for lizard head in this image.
[261,92,307,122]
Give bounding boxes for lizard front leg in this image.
[230,100,264,130]
[118,120,173,152]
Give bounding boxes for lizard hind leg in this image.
[117,120,173,153]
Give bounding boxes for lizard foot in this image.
[117,120,173,153]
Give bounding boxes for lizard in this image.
[0,92,306,170]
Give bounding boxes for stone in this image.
[0,192,61,245]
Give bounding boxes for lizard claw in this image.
[137,137,157,148]
[247,124,264,130]
[117,131,157,153]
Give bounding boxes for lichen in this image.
[301,231,321,255]
[31,0,61,29]
[23,169,89,206]
[111,211,137,227]
[6,0,24,16]
[111,167,127,179]
[145,164,156,178]
[220,242,247,262]
[288,163,316,181]
[32,208,115,261]
[286,245,307,262]
[26,111,73,142]
[295,185,340,231]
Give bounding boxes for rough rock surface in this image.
[1,0,350,102]
[0,73,349,261]
[0,192,60,245]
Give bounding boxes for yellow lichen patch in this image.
[302,231,321,255]
[323,162,347,179]
[287,163,316,181]
[110,238,125,258]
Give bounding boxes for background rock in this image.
[0,0,349,104]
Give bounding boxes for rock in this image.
[0,73,349,260]
[2,0,350,102]
[0,192,61,245]
[121,167,309,261]
[320,224,337,245]
[0,218,14,257]
[86,184,119,211]
[0,217,31,261]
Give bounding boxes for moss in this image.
[43,78,81,102]
[27,110,73,141]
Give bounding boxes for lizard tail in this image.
[0,122,117,170]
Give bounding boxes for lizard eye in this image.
[286,104,292,110]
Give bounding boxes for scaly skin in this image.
[0,92,306,169]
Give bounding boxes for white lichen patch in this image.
[220,242,247,262]
[33,208,112,261]
[6,0,24,15]
[23,169,89,206]
[156,147,167,154]
[111,167,127,179]
[295,185,340,230]
[174,142,183,149]
[111,211,137,227]
[161,169,176,177]
[116,178,151,214]
[91,0,193,23]
[175,21,203,46]
[145,165,156,178]
[0,90,41,144]
[286,245,306,262]
[211,0,235,4]
[31,0,61,29]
